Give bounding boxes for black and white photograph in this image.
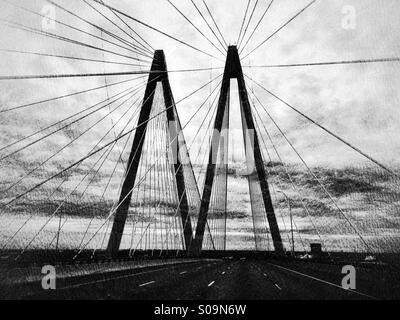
[0,0,399,310]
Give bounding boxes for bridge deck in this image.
[1,250,400,300]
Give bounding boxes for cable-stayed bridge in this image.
[0,0,400,299]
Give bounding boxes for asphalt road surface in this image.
[19,258,400,300]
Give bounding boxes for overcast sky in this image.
[1,0,400,171]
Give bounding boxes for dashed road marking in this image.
[139,281,155,287]
[208,281,215,287]
[267,262,377,300]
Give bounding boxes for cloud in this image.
[1,0,400,179]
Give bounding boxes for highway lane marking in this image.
[208,281,215,287]
[22,259,225,298]
[267,263,377,300]
[139,281,155,287]
[40,261,210,292]
[250,263,284,292]
[261,270,282,291]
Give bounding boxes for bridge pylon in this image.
[190,46,284,256]
[107,50,195,255]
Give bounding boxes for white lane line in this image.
[275,284,282,290]
[139,281,155,287]
[267,263,377,300]
[180,271,188,275]
[22,260,214,298]
[208,281,215,287]
[52,260,210,292]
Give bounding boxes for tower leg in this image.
[163,80,194,253]
[236,67,284,255]
[107,50,193,254]
[190,72,230,256]
[191,46,284,256]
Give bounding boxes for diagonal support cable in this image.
[245,74,397,176]
[239,0,274,54]
[242,0,317,59]
[202,0,228,48]
[244,57,400,68]
[92,0,220,60]
[166,0,225,57]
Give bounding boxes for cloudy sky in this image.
[1,0,400,171]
